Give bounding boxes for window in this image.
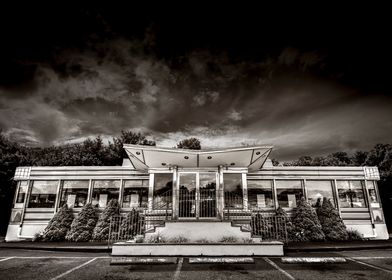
[153,173,173,210]
[28,181,58,208]
[276,180,303,208]
[59,180,89,208]
[372,209,383,222]
[91,180,120,208]
[337,181,366,208]
[15,181,28,205]
[247,180,274,209]
[366,181,380,208]
[122,180,148,208]
[306,180,335,207]
[224,173,243,209]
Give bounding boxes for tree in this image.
[42,204,74,241]
[317,198,348,241]
[290,197,325,241]
[176,138,201,150]
[65,204,98,242]
[92,199,120,241]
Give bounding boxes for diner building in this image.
[5,144,388,241]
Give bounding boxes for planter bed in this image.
[111,241,284,256]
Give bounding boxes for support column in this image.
[54,180,62,213]
[218,165,224,220]
[118,179,124,208]
[172,167,178,219]
[242,173,248,211]
[332,179,341,217]
[148,173,154,211]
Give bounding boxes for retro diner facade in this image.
[6,145,389,241]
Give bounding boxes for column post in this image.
[172,166,178,220]
[242,173,248,211]
[148,173,154,211]
[218,165,224,220]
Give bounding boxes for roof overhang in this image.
[123,144,273,171]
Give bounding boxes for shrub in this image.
[118,209,145,240]
[42,204,74,241]
[169,236,189,243]
[92,199,120,241]
[146,233,167,243]
[317,198,348,241]
[219,236,239,243]
[195,238,211,243]
[291,197,325,242]
[32,232,43,242]
[347,229,363,241]
[65,203,98,242]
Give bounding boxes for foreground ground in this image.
[0,248,391,280]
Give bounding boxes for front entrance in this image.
[178,172,217,219]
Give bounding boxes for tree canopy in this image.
[176,138,201,150]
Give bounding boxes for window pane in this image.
[372,209,383,222]
[28,181,58,208]
[247,180,274,209]
[123,180,148,208]
[60,180,89,208]
[366,181,380,208]
[276,180,303,208]
[224,173,243,208]
[179,173,197,217]
[306,180,335,207]
[92,180,120,208]
[16,181,28,204]
[153,173,173,210]
[337,181,366,208]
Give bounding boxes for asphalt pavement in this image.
[0,248,391,280]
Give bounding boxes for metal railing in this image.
[108,210,146,244]
[250,213,288,243]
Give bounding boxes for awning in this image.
[123,144,273,171]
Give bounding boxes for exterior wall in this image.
[6,165,387,241]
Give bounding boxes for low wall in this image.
[145,221,251,242]
[112,242,284,256]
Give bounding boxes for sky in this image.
[0,4,391,160]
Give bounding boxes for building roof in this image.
[123,144,273,171]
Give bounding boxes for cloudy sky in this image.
[0,4,391,160]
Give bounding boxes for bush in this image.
[92,199,120,241]
[219,236,239,243]
[347,229,363,241]
[146,233,166,243]
[32,232,43,242]
[291,197,325,242]
[65,203,98,242]
[317,198,348,241]
[42,204,74,241]
[169,236,189,243]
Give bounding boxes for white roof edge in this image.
[123,144,274,154]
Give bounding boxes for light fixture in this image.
[207,156,212,159]
[184,156,189,159]
[136,151,141,155]
[256,151,260,155]
[230,163,235,166]
[161,163,167,166]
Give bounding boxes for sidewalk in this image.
[0,240,391,253]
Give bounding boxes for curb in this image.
[281,257,346,263]
[285,244,392,252]
[111,257,178,265]
[0,245,111,253]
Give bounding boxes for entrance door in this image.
[178,173,197,218]
[199,173,217,218]
[178,172,217,219]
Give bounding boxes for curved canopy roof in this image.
[123,144,273,171]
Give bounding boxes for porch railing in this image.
[108,210,146,244]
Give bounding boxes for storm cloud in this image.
[0,6,391,160]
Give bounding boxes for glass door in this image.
[178,173,197,218]
[199,173,217,218]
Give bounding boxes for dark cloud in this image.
[0,5,391,159]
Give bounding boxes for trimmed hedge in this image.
[317,197,348,241]
[42,204,74,241]
[65,203,98,242]
[92,199,120,241]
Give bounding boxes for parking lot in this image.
[0,248,391,280]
